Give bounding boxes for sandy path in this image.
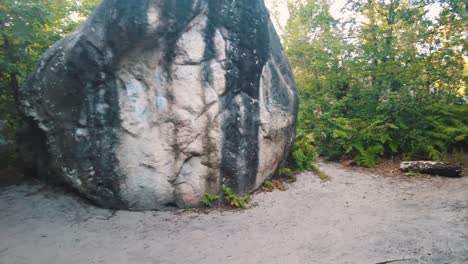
[1,162,467,264]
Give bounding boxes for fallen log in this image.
[400,161,462,177]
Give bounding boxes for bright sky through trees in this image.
[266,0,443,36]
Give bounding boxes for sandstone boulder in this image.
[17,0,298,210]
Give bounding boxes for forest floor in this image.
[0,161,467,264]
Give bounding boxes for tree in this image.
[284,0,467,166]
[425,1,467,103]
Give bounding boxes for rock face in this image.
[17,0,298,210]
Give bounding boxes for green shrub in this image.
[290,132,317,171]
[309,165,331,182]
[201,192,220,208]
[278,168,296,179]
[301,86,468,167]
[222,185,251,209]
[261,177,288,192]
[262,178,274,191]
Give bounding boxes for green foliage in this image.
[308,90,467,166]
[262,178,274,191]
[222,185,251,209]
[309,165,330,182]
[278,168,296,179]
[401,104,468,160]
[290,132,318,171]
[201,192,220,208]
[284,129,332,180]
[404,171,419,177]
[285,0,467,167]
[202,186,254,209]
[203,186,256,209]
[331,117,397,167]
[0,0,98,141]
[285,131,331,181]
[261,177,288,192]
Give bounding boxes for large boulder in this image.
[17,0,298,210]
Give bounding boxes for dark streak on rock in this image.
[209,0,270,194]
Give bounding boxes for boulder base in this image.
[18,0,299,210]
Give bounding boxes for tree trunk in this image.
[400,161,463,177]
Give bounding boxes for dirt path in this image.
[1,162,467,264]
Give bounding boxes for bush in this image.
[290,132,318,171]
[222,185,251,209]
[201,192,220,208]
[304,89,468,167]
[201,187,253,209]
[283,131,330,181]
[261,177,288,192]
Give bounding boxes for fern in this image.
[222,185,251,209]
[290,132,318,171]
[202,192,220,208]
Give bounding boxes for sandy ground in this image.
[0,162,467,264]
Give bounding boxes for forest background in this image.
[1,0,466,170]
